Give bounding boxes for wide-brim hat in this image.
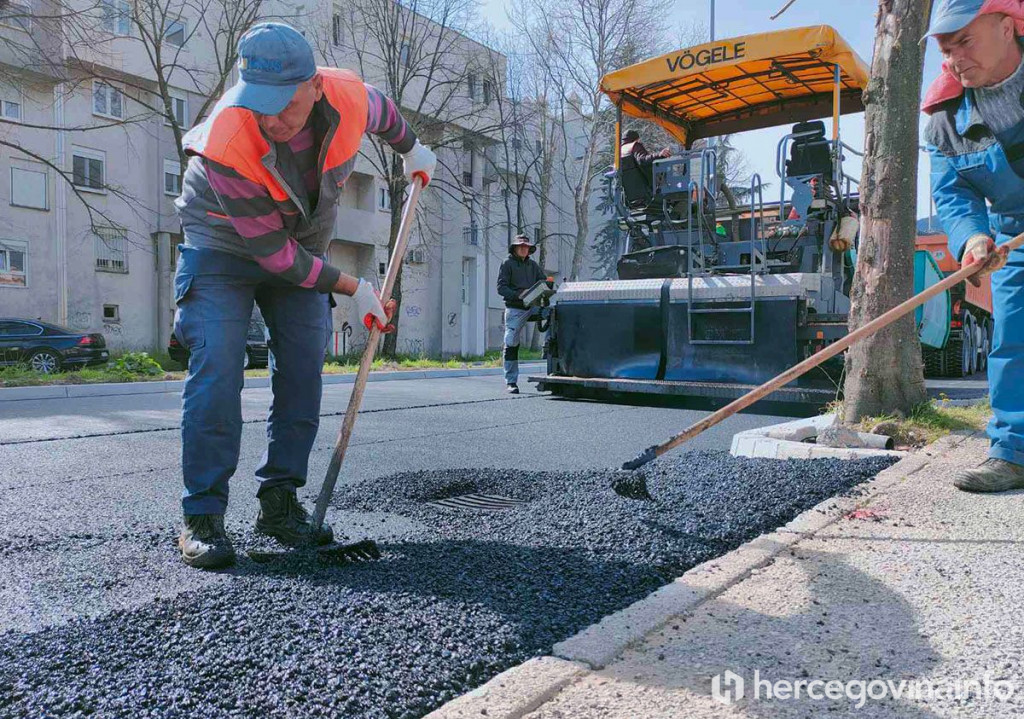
[510,235,537,254]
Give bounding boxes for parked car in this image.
[0,318,109,373]
[169,313,268,370]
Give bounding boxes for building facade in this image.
[0,0,599,358]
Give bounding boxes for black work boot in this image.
[179,514,236,569]
[506,383,520,394]
[953,458,1024,493]
[255,487,334,546]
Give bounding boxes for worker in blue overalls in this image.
[924,0,1024,491]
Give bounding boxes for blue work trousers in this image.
[987,241,1024,465]
[173,246,331,515]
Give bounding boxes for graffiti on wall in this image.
[68,311,92,330]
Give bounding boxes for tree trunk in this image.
[842,0,930,421]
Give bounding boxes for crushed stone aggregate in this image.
[0,451,895,718]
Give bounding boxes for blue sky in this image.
[479,0,943,219]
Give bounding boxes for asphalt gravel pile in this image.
[0,451,895,719]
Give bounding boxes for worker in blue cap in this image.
[923,0,1024,491]
[172,22,436,567]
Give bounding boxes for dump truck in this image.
[530,26,874,406]
[915,233,993,378]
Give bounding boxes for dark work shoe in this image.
[179,514,236,569]
[953,458,1024,493]
[255,487,334,546]
[507,383,520,394]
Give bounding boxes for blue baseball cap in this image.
[925,0,986,38]
[223,23,316,115]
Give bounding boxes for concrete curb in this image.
[425,433,969,718]
[0,363,545,403]
[422,657,589,719]
[730,412,907,460]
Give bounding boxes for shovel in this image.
[249,177,424,563]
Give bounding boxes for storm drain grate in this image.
[427,494,527,512]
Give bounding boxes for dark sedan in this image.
[0,318,109,373]
[168,315,268,370]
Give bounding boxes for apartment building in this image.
[0,0,597,358]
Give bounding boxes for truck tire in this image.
[965,313,977,376]
[923,347,944,378]
[944,339,966,377]
[979,318,993,373]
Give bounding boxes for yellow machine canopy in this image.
[600,25,870,145]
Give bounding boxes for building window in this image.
[0,1,32,32]
[462,144,475,187]
[0,241,27,287]
[399,42,411,67]
[95,226,128,273]
[534,227,541,245]
[92,81,124,120]
[72,148,105,192]
[1,98,21,121]
[467,74,476,100]
[103,304,120,322]
[101,0,131,35]
[331,14,341,46]
[377,186,391,211]
[535,138,543,155]
[164,19,186,47]
[165,93,187,127]
[0,87,22,122]
[11,164,47,210]
[462,224,479,246]
[163,159,181,196]
[482,78,492,105]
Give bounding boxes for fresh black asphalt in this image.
[0,433,893,718]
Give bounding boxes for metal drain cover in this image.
[427,494,527,511]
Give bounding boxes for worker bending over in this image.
[173,22,436,567]
[924,0,1024,491]
[497,235,545,393]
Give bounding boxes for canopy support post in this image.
[614,105,622,171]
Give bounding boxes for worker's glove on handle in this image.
[353,279,397,333]
[402,141,437,187]
[963,234,1007,287]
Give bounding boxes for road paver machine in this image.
[531,26,871,406]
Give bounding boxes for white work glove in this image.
[402,140,436,187]
[352,279,395,333]
[963,233,1006,286]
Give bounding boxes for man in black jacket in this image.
[497,234,545,393]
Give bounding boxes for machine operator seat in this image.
[786,121,833,179]
[619,154,658,211]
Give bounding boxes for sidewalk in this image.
[0,362,545,402]
[429,432,1024,718]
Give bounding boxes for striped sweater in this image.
[176,83,415,292]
